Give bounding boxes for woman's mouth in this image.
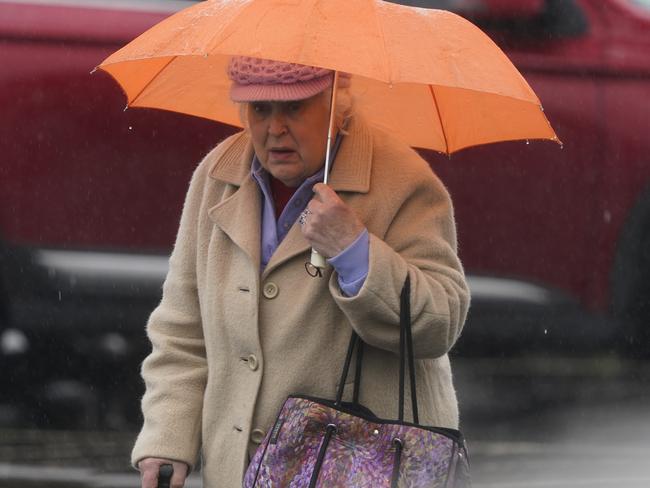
[269,148,296,161]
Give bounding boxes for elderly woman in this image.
[134,56,470,488]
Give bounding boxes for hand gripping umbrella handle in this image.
[307,71,339,277]
[157,464,173,488]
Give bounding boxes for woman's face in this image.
[247,92,331,188]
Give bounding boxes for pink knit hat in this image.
[228,56,334,102]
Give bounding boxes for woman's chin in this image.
[273,174,303,187]
[268,164,303,186]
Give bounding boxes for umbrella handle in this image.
[310,249,326,269]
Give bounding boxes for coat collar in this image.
[207,116,374,275]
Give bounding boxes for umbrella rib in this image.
[372,0,392,82]
[428,84,450,154]
[129,55,177,108]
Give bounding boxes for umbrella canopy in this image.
[97,0,559,153]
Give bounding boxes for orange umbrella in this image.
[96,0,559,154]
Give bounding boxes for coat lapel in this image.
[262,222,310,280]
[207,134,262,269]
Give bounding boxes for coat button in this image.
[247,354,259,371]
[262,282,279,299]
[251,428,266,444]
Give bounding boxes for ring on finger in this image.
[299,209,312,226]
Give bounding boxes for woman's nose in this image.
[268,113,288,136]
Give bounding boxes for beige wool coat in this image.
[131,116,470,487]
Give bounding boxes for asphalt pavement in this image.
[1,354,649,488]
[455,354,650,488]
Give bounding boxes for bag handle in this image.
[335,276,418,423]
[399,275,418,423]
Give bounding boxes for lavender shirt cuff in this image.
[327,229,369,297]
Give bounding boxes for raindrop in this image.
[123,105,129,112]
[58,291,62,301]
[540,105,545,112]
[129,126,133,130]
[525,140,530,145]
[603,210,612,223]
[543,329,548,335]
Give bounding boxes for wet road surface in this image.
[456,355,650,487]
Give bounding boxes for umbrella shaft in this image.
[324,71,340,186]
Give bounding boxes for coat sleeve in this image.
[329,158,470,359]
[131,159,209,470]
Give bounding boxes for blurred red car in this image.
[1,0,649,427]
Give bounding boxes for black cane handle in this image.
[157,464,173,488]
